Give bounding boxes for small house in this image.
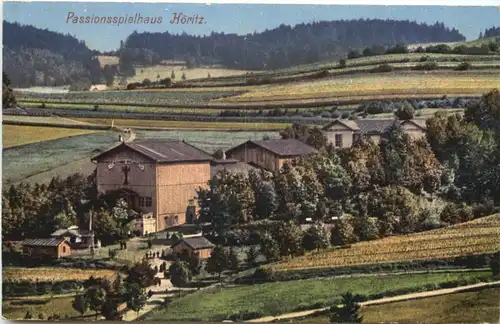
[51,226,96,249]
[171,236,215,259]
[225,139,318,172]
[22,238,72,259]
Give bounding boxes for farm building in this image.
[91,140,213,232]
[22,238,72,259]
[225,139,318,172]
[322,119,427,148]
[171,236,215,259]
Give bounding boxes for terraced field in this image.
[227,74,500,103]
[3,267,116,282]
[272,214,500,272]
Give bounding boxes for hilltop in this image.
[123,19,465,70]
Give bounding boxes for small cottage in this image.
[22,238,72,259]
[171,236,215,259]
[51,226,96,249]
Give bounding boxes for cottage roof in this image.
[171,236,215,250]
[226,139,317,157]
[356,119,398,135]
[23,238,67,247]
[92,140,214,164]
[51,228,93,238]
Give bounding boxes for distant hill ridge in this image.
[123,19,466,70]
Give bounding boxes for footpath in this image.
[245,280,500,323]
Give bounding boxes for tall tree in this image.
[125,283,148,318]
[206,245,229,284]
[2,72,17,108]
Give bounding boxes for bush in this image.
[253,266,276,282]
[413,62,439,71]
[455,62,472,71]
[370,64,393,73]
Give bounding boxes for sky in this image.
[3,2,500,51]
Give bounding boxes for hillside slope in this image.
[272,214,500,271]
[2,21,103,88]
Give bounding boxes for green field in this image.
[146,271,493,321]
[2,124,99,149]
[73,118,289,130]
[2,294,88,320]
[15,89,243,105]
[279,287,500,324]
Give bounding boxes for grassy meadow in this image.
[73,118,289,130]
[2,125,99,148]
[3,294,89,320]
[146,271,493,321]
[272,214,500,272]
[278,287,500,324]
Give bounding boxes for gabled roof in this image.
[171,236,215,250]
[226,139,317,157]
[92,140,214,164]
[322,120,360,131]
[23,238,67,247]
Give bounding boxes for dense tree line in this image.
[480,26,500,39]
[123,19,464,70]
[3,22,103,88]
[1,172,134,244]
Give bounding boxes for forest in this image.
[2,21,103,88]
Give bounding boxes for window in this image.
[139,196,152,207]
[334,134,343,148]
[62,246,66,254]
